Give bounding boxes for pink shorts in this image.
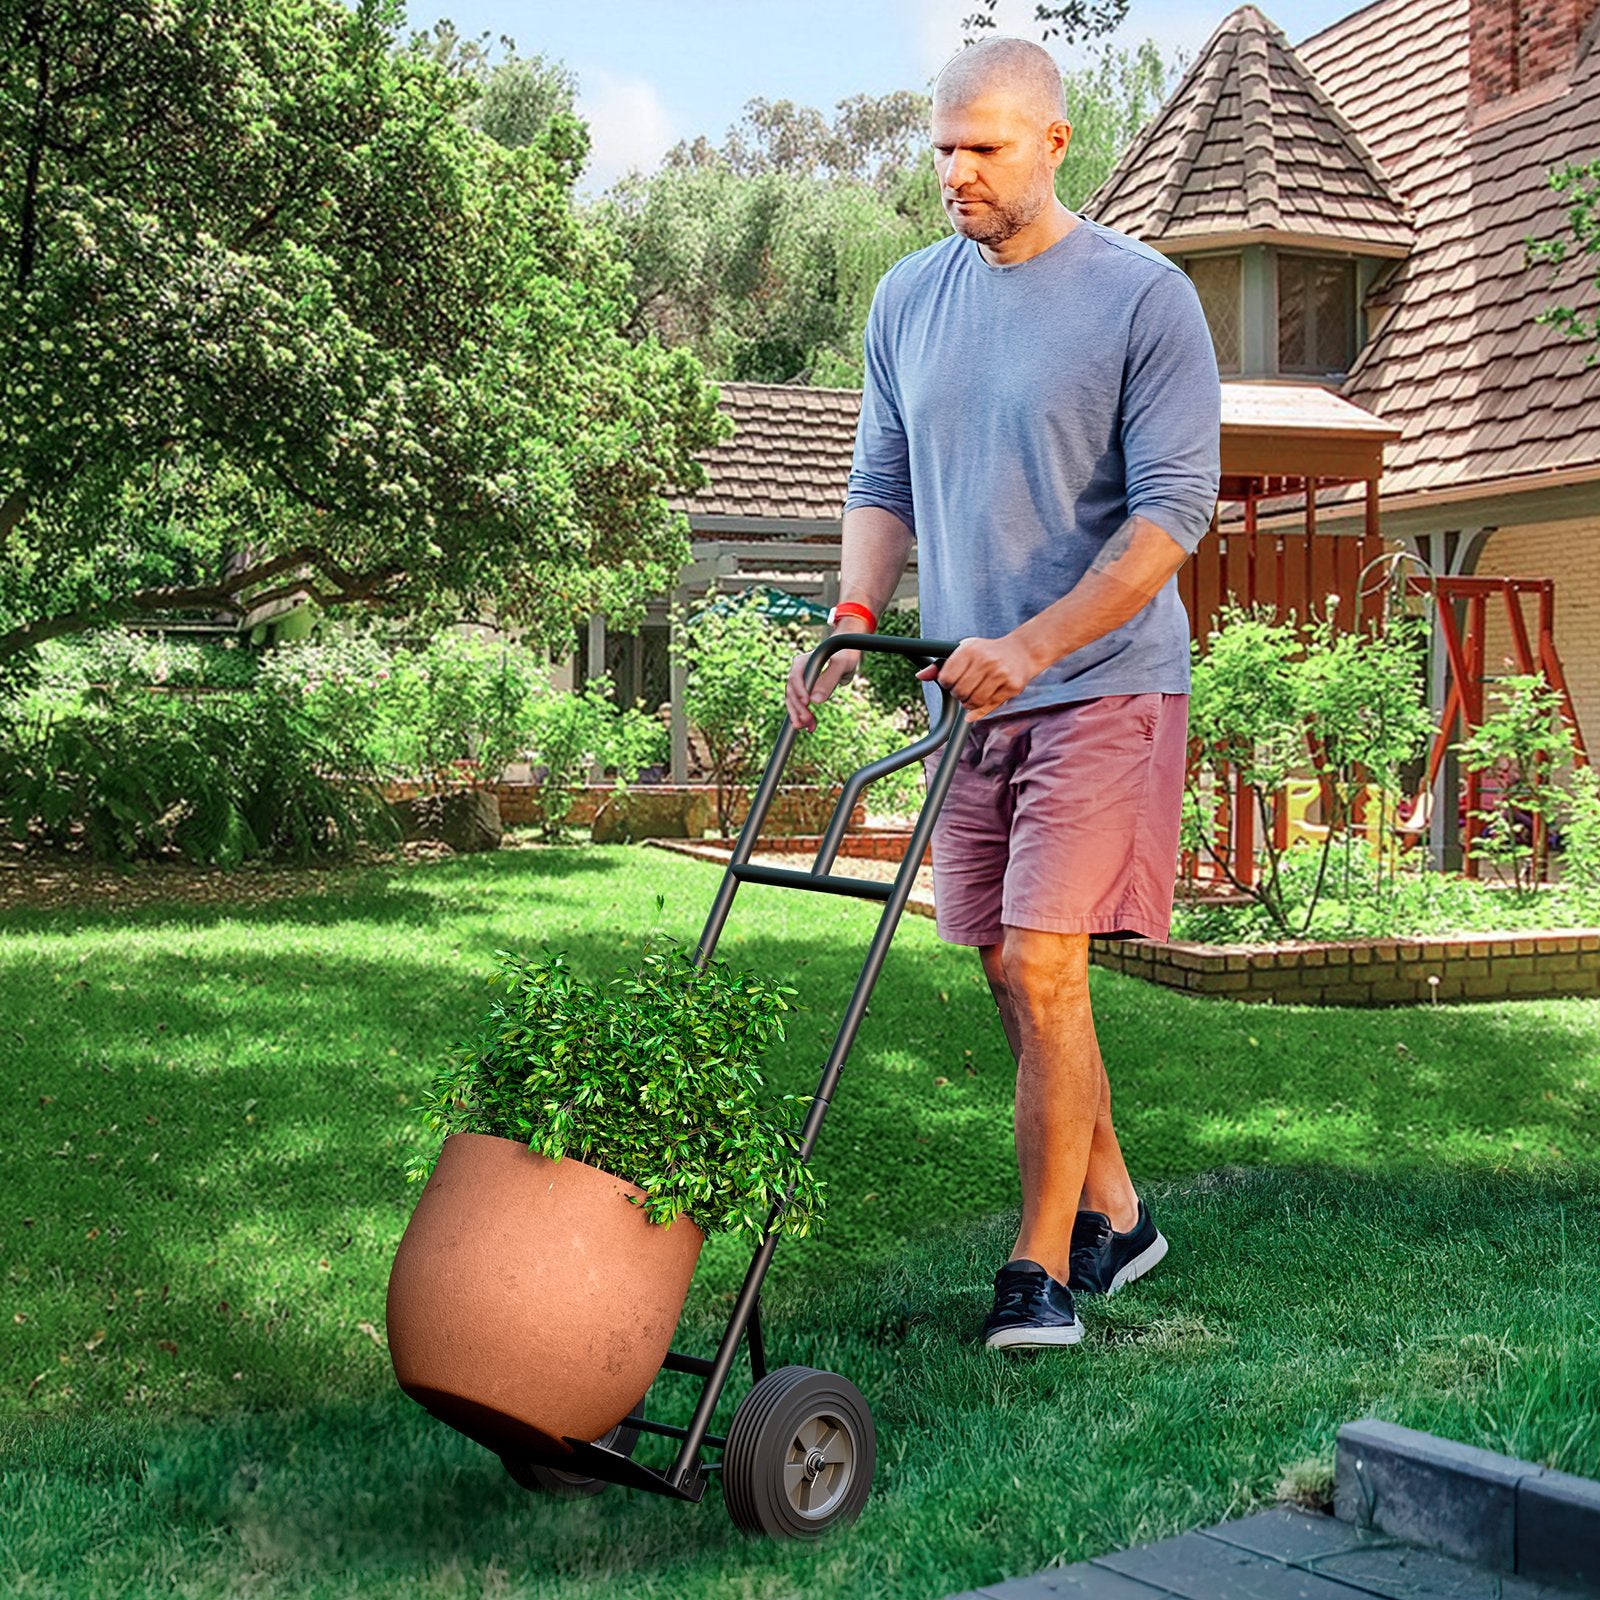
[924,693,1189,946]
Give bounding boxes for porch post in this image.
[586,611,606,783]
[670,586,690,786]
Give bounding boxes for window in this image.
[1182,253,1242,375]
[1278,254,1357,374]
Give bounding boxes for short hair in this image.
[932,36,1068,126]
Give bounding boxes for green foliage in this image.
[857,604,924,722]
[260,630,551,785]
[1172,840,1592,943]
[1526,157,1600,362]
[1458,672,1578,893]
[0,685,395,865]
[598,44,1182,388]
[672,591,917,831]
[1187,605,1434,936]
[1559,763,1600,901]
[407,939,823,1240]
[1055,41,1183,209]
[523,674,664,840]
[0,0,727,662]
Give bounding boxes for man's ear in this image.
[1049,118,1072,169]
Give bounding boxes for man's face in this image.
[931,90,1069,249]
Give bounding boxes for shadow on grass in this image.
[4,1164,1598,1600]
[7,846,1600,1440]
[0,846,621,940]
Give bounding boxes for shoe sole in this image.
[984,1320,1084,1350]
[1105,1231,1168,1296]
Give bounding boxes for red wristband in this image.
[828,601,877,633]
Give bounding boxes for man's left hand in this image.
[916,633,1040,721]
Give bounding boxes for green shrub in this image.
[1457,672,1578,894]
[0,686,395,865]
[857,603,924,723]
[407,938,823,1240]
[1187,605,1433,936]
[523,674,665,840]
[672,591,920,831]
[260,630,549,785]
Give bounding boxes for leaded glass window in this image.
[1182,253,1242,375]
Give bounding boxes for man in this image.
[785,36,1221,1350]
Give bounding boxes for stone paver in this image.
[939,1506,1591,1600]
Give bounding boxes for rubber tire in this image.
[721,1366,876,1539]
[501,1417,641,1499]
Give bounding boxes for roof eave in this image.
[1147,227,1413,257]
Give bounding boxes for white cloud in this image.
[576,67,677,194]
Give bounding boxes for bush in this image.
[0,687,395,864]
[1457,672,1577,893]
[406,938,823,1240]
[260,630,549,785]
[856,603,924,723]
[1187,605,1433,937]
[672,591,921,831]
[523,674,665,840]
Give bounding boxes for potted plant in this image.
[385,928,822,1467]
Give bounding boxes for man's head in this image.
[931,37,1071,252]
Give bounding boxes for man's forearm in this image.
[1013,513,1191,671]
[836,505,914,626]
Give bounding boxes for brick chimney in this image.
[1470,0,1600,106]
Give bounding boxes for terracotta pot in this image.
[386,1131,703,1461]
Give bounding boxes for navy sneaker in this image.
[1068,1199,1168,1297]
[982,1258,1083,1349]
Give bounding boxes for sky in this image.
[395,0,1370,192]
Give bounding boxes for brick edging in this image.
[1336,1418,1598,1588]
[649,838,1600,1006]
[1091,927,1600,1005]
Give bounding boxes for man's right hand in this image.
[786,645,862,731]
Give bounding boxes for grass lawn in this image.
[4,844,1599,1598]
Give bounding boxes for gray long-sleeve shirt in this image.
[844,215,1221,717]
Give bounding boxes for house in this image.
[1084,0,1600,862]
[622,0,1599,812]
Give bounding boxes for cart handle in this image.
[695,633,968,971]
[802,634,963,877]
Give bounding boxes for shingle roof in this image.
[672,383,861,526]
[677,380,1399,530]
[1297,0,1600,503]
[1084,4,1413,252]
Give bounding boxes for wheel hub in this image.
[804,1448,827,1478]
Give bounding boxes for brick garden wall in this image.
[383,783,864,834]
[1089,928,1600,1004]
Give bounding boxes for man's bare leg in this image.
[980,934,1139,1279]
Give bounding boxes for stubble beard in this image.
[949,190,1046,247]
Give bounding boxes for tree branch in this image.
[0,546,408,662]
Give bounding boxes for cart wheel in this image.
[722,1365,875,1539]
[501,1416,641,1499]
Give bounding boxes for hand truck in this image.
[502,632,969,1539]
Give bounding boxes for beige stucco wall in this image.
[1471,517,1600,756]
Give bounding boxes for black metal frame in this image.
[552,633,968,1501]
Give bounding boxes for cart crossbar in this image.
[731,863,894,902]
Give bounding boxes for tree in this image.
[1526,157,1600,364]
[0,0,728,666]
[600,45,1183,387]
[960,0,1131,46]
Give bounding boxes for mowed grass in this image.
[4,844,1599,1599]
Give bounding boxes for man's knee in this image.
[998,927,1090,1012]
